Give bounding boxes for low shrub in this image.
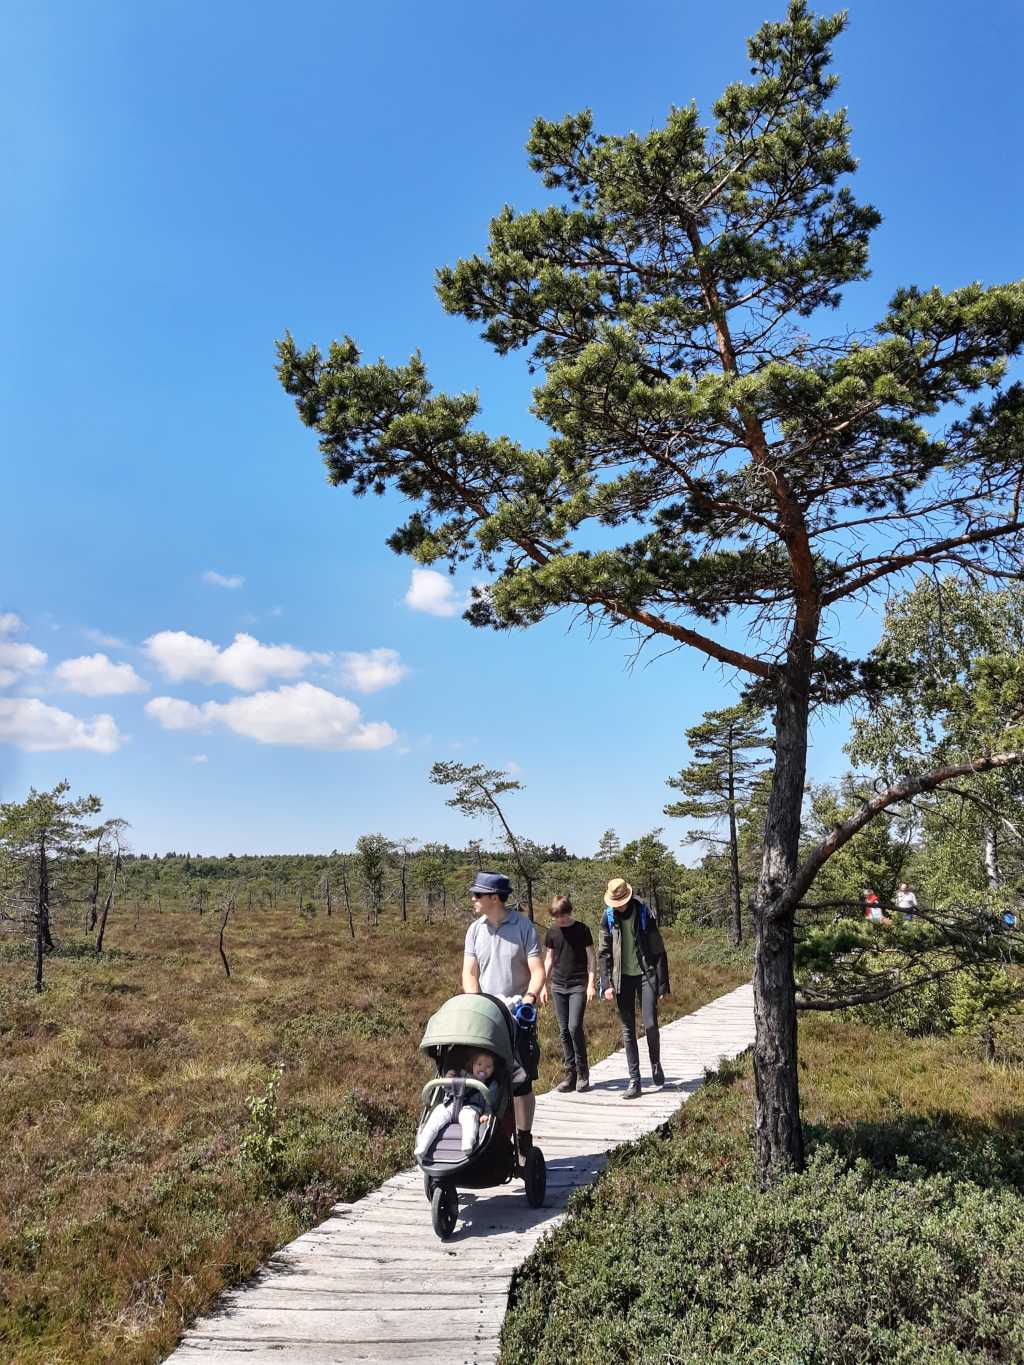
[502,1147,1024,1364]
[853,966,1023,1052]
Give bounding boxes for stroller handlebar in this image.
[420,1075,497,1111]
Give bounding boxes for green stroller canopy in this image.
[419,993,515,1069]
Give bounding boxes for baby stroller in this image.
[417,992,546,1239]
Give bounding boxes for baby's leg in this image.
[458,1106,480,1153]
[415,1102,453,1158]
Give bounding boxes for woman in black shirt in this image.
[540,895,595,1092]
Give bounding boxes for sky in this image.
[2,1,1022,856]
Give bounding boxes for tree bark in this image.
[727,740,742,946]
[219,897,234,977]
[87,834,102,931]
[752,903,803,1182]
[95,849,121,955]
[35,834,48,993]
[751,660,811,1186]
[338,862,355,940]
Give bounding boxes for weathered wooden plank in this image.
[189,1306,497,1341]
[172,1340,499,1364]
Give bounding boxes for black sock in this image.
[517,1129,533,1156]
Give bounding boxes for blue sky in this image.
[2,1,1022,856]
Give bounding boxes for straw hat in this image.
[604,877,633,908]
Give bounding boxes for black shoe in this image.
[651,1064,665,1087]
[576,1076,591,1093]
[555,1076,576,1093]
[623,1081,641,1100]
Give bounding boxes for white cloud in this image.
[203,570,245,589]
[144,697,206,730]
[191,753,209,764]
[144,630,319,690]
[81,627,127,649]
[338,647,408,693]
[0,614,47,687]
[146,682,396,750]
[0,697,123,752]
[54,653,148,696]
[404,568,467,618]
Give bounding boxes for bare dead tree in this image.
[336,855,355,939]
[95,824,127,955]
[218,894,234,978]
[86,828,103,931]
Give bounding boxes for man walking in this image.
[462,871,546,1161]
[598,877,670,1100]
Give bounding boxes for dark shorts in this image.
[511,1025,540,1097]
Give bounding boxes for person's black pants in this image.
[551,986,589,1080]
[615,973,660,1081]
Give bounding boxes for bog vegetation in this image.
[0,832,748,1365]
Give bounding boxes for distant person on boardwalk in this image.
[540,895,595,1093]
[861,888,891,926]
[461,871,545,1163]
[598,878,669,1100]
[895,883,918,919]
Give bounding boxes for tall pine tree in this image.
[666,702,771,945]
[279,4,1024,1183]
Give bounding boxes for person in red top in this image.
[861,888,891,926]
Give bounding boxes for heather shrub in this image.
[502,1148,1024,1364]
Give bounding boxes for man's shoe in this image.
[651,1064,666,1087]
[555,1075,576,1093]
[623,1080,641,1100]
[576,1075,591,1093]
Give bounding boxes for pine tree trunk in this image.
[727,744,742,946]
[751,661,810,1186]
[35,835,48,993]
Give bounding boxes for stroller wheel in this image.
[523,1145,546,1208]
[431,1181,458,1239]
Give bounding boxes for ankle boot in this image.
[555,1073,576,1093]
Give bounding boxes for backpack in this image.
[604,902,651,936]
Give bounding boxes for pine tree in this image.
[666,702,771,944]
[594,829,621,861]
[279,4,1024,1183]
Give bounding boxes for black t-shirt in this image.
[544,920,594,989]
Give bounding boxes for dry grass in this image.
[0,904,747,1364]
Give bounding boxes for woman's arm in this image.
[585,944,596,1002]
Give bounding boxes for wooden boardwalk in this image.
[167,981,754,1364]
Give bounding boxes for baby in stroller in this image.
[416,993,546,1237]
[414,1049,499,1159]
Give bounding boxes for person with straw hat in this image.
[597,877,669,1100]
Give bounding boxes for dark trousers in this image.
[551,985,589,1080]
[615,973,660,1081]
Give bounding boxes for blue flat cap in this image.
[469,871,511,897]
